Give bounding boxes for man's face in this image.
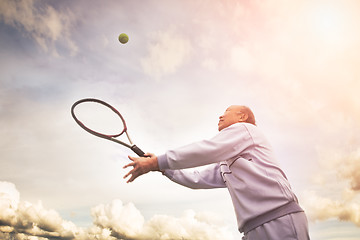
[218,106,244,131]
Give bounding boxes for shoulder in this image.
[217,122,257,141]
[226,122,258,132]
[224,123,264,140]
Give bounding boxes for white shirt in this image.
[157,122,299,231]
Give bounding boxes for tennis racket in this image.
[71,98,145,157]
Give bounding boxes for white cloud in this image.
[0,182,78,239]
[301,148,360,226]
[0,181,234,240]
[303,190,360,226]
[140,210,233,240]
[90,199,234,240]
[337,149,360,191]
[91,200,144,239]
[0,182,19,227]
[141,27,192,80]
[0,0,78,56]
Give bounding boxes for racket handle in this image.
[131,145,145,157]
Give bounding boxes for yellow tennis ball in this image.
[118,33,129,44]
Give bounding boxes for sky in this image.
[1,0,360,239]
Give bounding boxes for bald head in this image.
[218,105,256,131]
[236,105,256,125]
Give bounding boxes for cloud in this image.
[214,0,360,128]
[337,149,360,191]
[0,0,78,56]
[141,27,192,80]
[0,182,19,227]
[91,200,233,240]
[141,210,232,240]
[302,190,360,225]
[0,181,233,240]
[301,148,360,226]
[91,200,144,239]
[0,182,77,239]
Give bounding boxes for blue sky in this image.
[1,0,360,239]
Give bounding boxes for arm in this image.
[158,123,252,170]
[163,163,226,189]
[123,123,252,182]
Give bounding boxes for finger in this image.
[128,155,139,161]
[123,168,136,179]
[144,152,155,158]
[143,153,152,158]
[127,172,139,183]
[123,161,136,169]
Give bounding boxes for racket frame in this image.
[71,98,145,156]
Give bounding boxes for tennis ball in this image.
[118,33,129,44]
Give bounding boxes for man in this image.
[123,105,310,239]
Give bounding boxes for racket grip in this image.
[131,145,145,157]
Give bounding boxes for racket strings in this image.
[71,98,145,156]
[72,99,126,137]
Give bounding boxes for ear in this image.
[238,113,249,122]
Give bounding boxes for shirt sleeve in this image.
[162,163,226,189]
[158,123,253,170]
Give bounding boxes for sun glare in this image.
[314,7,342,36]
[312,7,343,43]
[308,1,355,46]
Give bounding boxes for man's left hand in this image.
[123,153,159,183]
